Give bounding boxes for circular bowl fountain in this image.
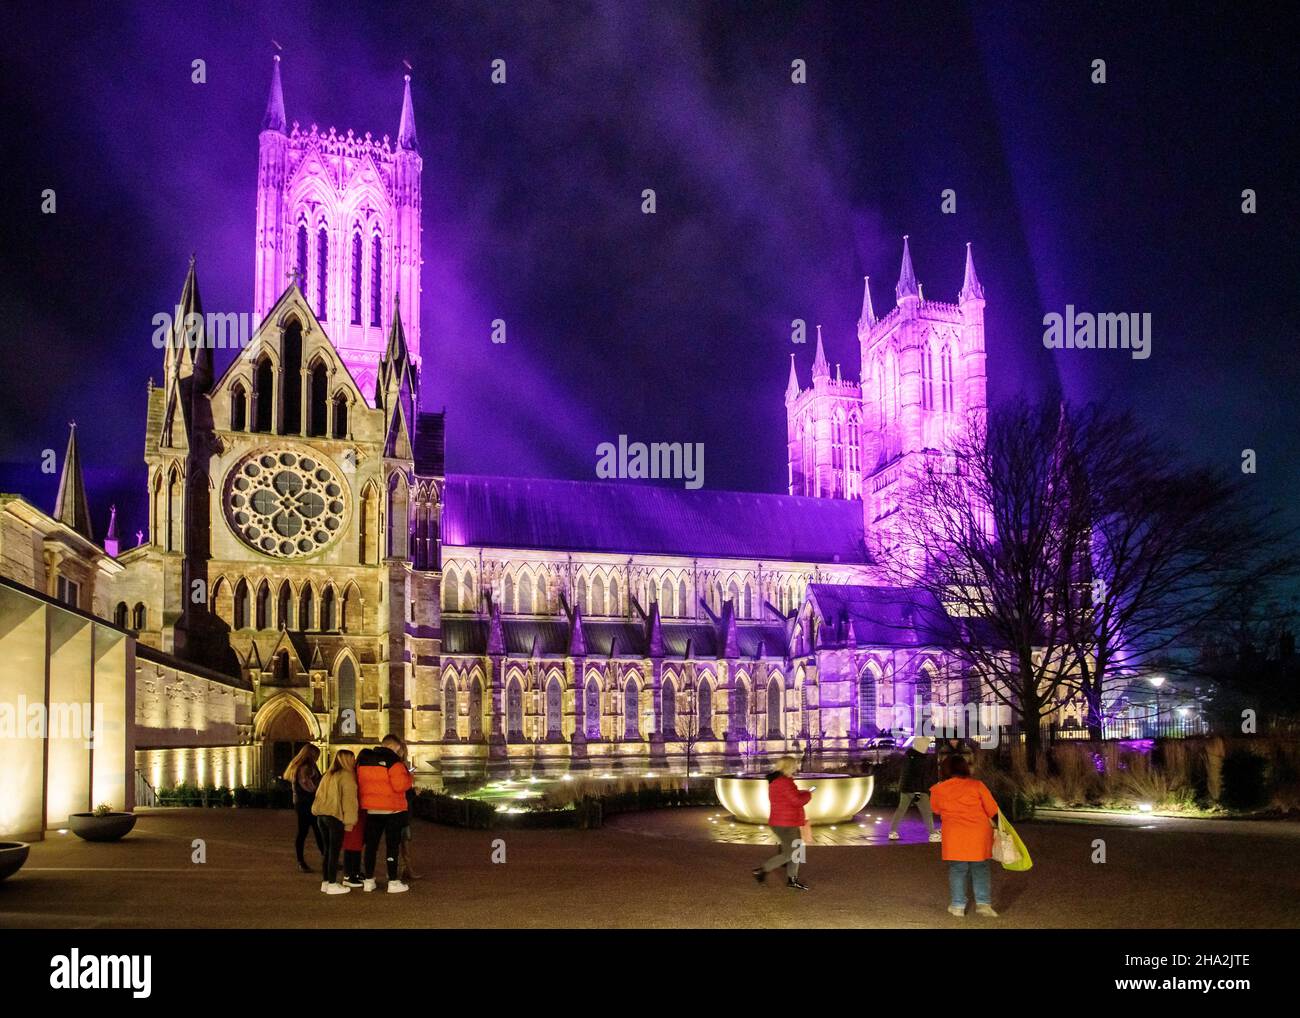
[0,842,30,881]
[715,773,874,825]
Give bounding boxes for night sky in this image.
[1,1,1296,544]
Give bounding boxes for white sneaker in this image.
[323,882,350,895]
[975,904,998,917]
[387,880,410,894]
[928,831,942,843]
[948,905,965,917]
[320,881,329,892]
[363,879,377,892]
[887,830,900,841]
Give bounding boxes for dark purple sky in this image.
[1,1,1296,544]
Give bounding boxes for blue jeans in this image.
[947,860,991,908]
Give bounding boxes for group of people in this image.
[283,734,417,895]
[755,736,1002,917]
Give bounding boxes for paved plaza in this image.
[2,807,1298,928]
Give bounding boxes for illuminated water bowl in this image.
[714,773,874,825]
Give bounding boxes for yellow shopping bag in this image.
[995,813,1032,871]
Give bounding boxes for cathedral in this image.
[1,58,1002,793]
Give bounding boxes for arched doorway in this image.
[262,704,311,782]
[255,694,320,787]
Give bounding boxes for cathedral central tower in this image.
[253,55,423,398]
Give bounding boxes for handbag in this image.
[994,813,1033,871]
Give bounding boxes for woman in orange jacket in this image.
[929,754,999,917]
[356,735,414,893]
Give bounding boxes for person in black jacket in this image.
[888,736,940,842]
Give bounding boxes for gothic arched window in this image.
[131,602,147,631]
[698,679,713,736]
[608,578,619,616]
[277,581,292,629]
[535,575,547,614]
[733,680,749,738]
[255,580,270,629]
[585,677,601,739]
[342,584,360,632]
[336,658,357,731]
[592,575,606,616]
[941,345,954,413]
[316,226,329,321]
[230,382,247,431]
[307,360,328,436]
[503,573,515,614]
[767,676,783,737]
[233,580,250,630]
[660,578,673,617]
[295,224,308,287]
[506,676,523,740]
[442,676,458,740]
[921,343,934,411]
[299,584,314,631]
[370,234,383,327]
[321,586,336,631]
[387,474,409,559]
[469,675,483,739]
[350,231,363,325]
[662,678,677,738]
[623,679,640,739]
[254,355,274,433]
[332,392,348,439]
[546,677,563,739]
[281,321,302,435]
[517,573,532,614]
[679,578,688,618]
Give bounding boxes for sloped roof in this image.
[441,474,867,563]
[806,584,964,647]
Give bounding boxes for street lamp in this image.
[1149,676,1166,736]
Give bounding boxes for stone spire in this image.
[397,73,419,151]
[858,275,876,328]
[104,504,120,557]
[811,325,830,379]
[262,54,286,133]
[54,422,94,541]
[959,241,985,303]
[167,254,212,390]
[785,353,800,401]
[895,235,920,303]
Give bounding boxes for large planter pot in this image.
[68,812,137,842]
[0,842,30,881]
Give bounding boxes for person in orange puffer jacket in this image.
[356,735,414,894]
[752,756,814,890]
[929,754,1000,918]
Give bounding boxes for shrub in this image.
[1220,751,1269,811]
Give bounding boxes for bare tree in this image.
[883,400,1080,772]
[1051,405,1300,739]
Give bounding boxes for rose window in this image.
[225,450,347,557]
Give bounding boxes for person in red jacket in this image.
[752,756,814,890]
[356,734,414,893]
